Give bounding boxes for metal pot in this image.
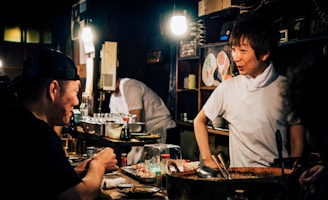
[166,167,300,200]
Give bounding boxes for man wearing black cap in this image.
[1,49,119,199]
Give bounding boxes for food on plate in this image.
[183,160,200,171]
[119,186,160,197]
[130,163,155,178]
[167,159,200,175]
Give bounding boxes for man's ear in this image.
[261,51,270,62]
[48,80,59,101]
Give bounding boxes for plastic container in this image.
[144,143,182,175]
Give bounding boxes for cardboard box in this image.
[198,0,231,16]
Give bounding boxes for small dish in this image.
[117,183,134,190]
[136,134,161,141]
[130,132,149,136]
[119,185,160,198]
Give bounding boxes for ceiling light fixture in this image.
[81,26,95,54]
[170,5,188,36]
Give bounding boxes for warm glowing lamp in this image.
[170,9,187,36]
[81,26,95,53]
[170,15,187,35]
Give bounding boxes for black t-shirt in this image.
[2,105,82,199]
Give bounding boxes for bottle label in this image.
[121,154,127,166]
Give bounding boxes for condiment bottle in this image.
[160,153,170,189]
[68,112,77,137]
[121,153,127,166]
[120,117,131,141]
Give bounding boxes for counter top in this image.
[101,170,167,199]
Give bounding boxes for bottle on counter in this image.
[69,112,77,137]
[121,153,127,167]
[120,117,131,141]
[80,92,89,120]
[160,153,170,189]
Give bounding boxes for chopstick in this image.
[211,155,230,179]
[217,153,231,179]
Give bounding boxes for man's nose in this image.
[232,51,240,62]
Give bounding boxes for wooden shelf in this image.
[208,128,229,136]
[200,85,216,90]
[176,120,229,136]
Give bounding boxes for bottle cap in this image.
[161,153,170,159]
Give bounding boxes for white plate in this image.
[202,53,217,86]
[130,132,149,136]
[217,50,230,79]
[136,134,161,141]
[119,186,160,198]
[117,183,134,190]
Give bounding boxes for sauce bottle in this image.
[120,117,131,141]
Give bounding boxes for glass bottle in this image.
[121,153,128,167]
[69,113,77,137]
[160,153,170,189]
[120,117,131,141]
[80,93,89,120]
[68,113,77,155]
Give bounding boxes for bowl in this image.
[212,117,225,128]
[105,121,122,139]
[128,122,145,133]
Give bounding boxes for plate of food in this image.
[119,185,160,198]
[130,132,149,136]
[136,133,161,141]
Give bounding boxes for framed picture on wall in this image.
[279,29,288,43]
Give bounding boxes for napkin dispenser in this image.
[143,143,182,171]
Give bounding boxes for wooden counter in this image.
[101,170,167,200]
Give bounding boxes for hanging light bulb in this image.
[170,9,187,36]
[81,26,95,53]
[170,14,187,35]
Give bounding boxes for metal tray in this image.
[121,166,156,183]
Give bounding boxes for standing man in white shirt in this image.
[109,77,177,164]
[194,11,305,168]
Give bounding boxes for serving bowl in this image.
[167,167,300,200]
[128,122,145,133]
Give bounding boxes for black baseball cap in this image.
[23,48,80,80]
